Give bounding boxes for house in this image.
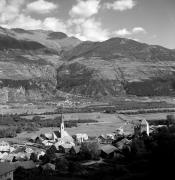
[134,119,149,136]
[54,140,64,149]
[35,137,43,144]
[14,152,29,161]
[0,162,16,180]
[0,141,10,152]
[42,133,53,140]
[42,140,53,147]
[0,154,15,162]
[69,146,81,155]
[106,133,115,140]
[115,138,132,151]
[140,119,149,136]
[100,144,118,158]
[25,147,33,154]
[115,128,124,136]
[29,135,38,143]
[59,143,73,153]
[74,133,88,144]
[0,152,9,162]
[36,151,45,160]
[98,135,106,143]
[97,135,113,144]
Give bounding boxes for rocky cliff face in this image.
[1,27,175,101]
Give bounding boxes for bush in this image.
[16,126,23,133]
[24,123,39,132]
[55,158,69,171]
[0,128,17,138]
[81,141,100,160]
[167,114,175,126]
[0,115,15,125]
[32,116,41,121]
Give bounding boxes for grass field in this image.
[1,111,171,143]
[1,96,174,142]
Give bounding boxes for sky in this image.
[0,0,174,49]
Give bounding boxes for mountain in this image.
[1,26,175,101]
[57,38,175,97]
[0,27,81,52]
[0,27,81,102]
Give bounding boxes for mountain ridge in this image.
[1,26,175,101]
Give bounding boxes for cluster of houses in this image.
[0,114,150,180]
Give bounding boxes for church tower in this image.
[60,113,65,138]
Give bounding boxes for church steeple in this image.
[60,113,64,138]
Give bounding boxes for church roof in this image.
[54,131,61,138]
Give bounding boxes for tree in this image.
[55,158,69,171]
[81,141,100,160]
[167,114,175,127]
[30,153,38,162]
[32,116,41,121]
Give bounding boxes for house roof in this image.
[54,131,61,138]
[60,143,73,149]
[0,162,16,176]
[100,145,118,155]
[71,146,81,154]
[44,133,53,140]
[29,135,38,140]
[98,135,106,140]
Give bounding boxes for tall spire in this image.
[60,110,64,138]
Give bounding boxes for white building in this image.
[52,114,74,143]
[0,141,10,152]
[75,133,88,143]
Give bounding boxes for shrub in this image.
[32,116,41,121]
[167,114,175,126]
[16,126,23,133]
[55,158,69,171]
[0,128,17,138]
[30,153,38,162]
[81,141,100,160]
[24,123,39,132]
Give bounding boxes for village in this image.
[0,109,156,180]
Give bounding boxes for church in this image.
[52,114,74,144]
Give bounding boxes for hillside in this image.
[0,27,82,102]
[57,38,175,97]
[1,26,175,101]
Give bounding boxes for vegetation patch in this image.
[0,114,98,136]
[125,76,175,96]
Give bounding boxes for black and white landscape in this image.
[0,0,175,180]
